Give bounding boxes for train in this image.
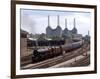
[32,39,84,63]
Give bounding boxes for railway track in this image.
[21,44,89,69]
[49,52,90,68]
[73,55,90,67]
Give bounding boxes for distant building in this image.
[84,31,90,43]
[37,33,46,41]
[27,33,34,38]
[20,29,28,58]
[46,15,62,38]
[73,34,82,40]
[46,16,79,39]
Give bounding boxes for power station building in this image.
[46,15,78,39]
[46,15,62,38]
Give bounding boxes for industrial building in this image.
[46,15,81,40]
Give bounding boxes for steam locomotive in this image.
[32,39,84,63]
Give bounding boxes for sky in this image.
[20,9,91,36]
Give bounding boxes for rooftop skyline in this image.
[21,9,91,36]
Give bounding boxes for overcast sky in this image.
[21,9,91,36]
